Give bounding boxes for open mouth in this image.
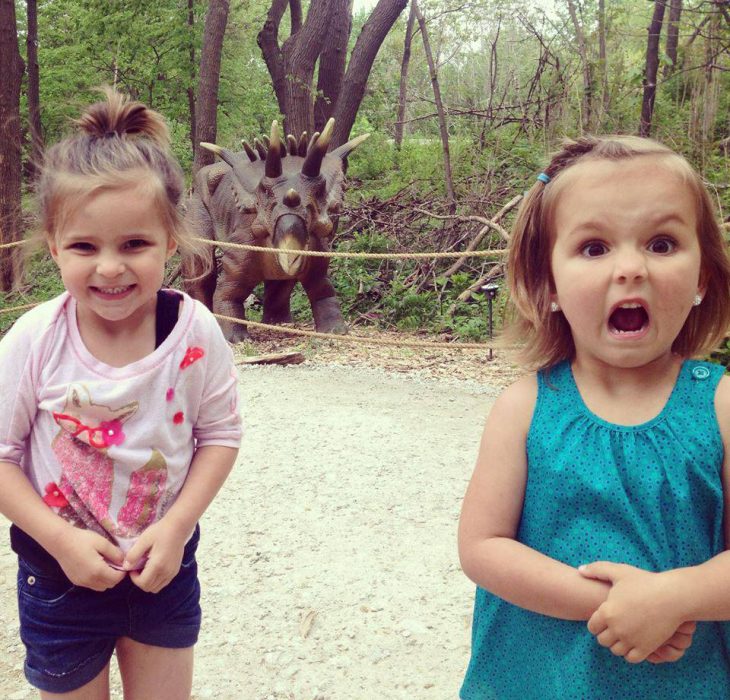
[608,302,649,335]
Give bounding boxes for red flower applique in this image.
[43,482,69,508]
[180,347,204,369]
[99,419,125,447]
[173,411,184,424]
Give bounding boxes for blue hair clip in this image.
[536,172,550,184]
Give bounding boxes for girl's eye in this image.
[580,241,607,258]
[68,242,94,252]
[648,237,676,254]
[124,239,150,249]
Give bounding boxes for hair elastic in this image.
[536,173,550,184]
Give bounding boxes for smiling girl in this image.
[0,89,242,699]
[458,136,730,699]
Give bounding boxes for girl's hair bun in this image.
[75,86,170,148]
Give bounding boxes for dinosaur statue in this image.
[183,118,368,343]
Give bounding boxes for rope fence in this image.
[0,237,499,351]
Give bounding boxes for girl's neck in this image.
[75,298,157,367]
[570,353,684,426]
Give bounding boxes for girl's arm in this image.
[0,461,126,590]
[458,375,611,621]
[124,444,238,593]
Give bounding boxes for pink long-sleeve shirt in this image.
[0,291,242,553]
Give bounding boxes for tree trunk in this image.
[193,0,229,175]
[26,0,43,181]
[663,0,682,78]
[259,0,406,145]
[313,0,352,132]
[0,0,25,291]
[257,0,292,119]
[639,0,667,137]
[187,0,197,158]
[597,0,609,122]
[413,0,455,212]
[394,0,416,148]
[567,0,592,132]
[331,0,408,148]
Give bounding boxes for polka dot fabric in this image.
[460,360,730,699]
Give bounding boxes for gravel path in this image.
[0,363,501,699]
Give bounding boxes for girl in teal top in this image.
[459,135,730,699]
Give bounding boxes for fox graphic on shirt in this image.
[50,384,168,540]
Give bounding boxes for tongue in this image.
[610,307,646,332]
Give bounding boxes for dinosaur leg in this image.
[213,253,259,343]
[262,280,297,324]
[300,259,347,334]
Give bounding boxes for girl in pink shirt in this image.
[0,89,242,699]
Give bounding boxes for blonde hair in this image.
[37,87,204,263]
[505,135,730,370]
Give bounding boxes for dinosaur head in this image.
[201,120,369,276]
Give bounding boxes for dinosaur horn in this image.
[200,142,238,168]
[301,118,334,177]
[286,134,298,157]
[283,188,301,208]
[202,142,259,192]
[241,140,257,162]
[331,132,371,161]
[253,138,266,160]
[297,131,309,157]
[265,120,283,178]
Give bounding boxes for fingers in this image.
[647,645,686,664]
[129,564,174,594]
[677,621,696,635]
[587,610,606,636]
[578,561,624,582]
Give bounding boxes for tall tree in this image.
[193,0,230,174]
[26,0,44,180]
[0,0,25,291]
[663,0,682,78]
[258,0,408,146]
[394,0,416,148]
[414,0,454,210]
[639,0,667,136]
[567,0,592,132]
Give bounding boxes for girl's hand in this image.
[54,528,127,591]
[646,622,697,663]
[579,561,685,663]
[124,520,187,594]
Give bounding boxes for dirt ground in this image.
[0,330,521,700]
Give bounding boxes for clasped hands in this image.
[579,562,695,664]
[55,520,186,594]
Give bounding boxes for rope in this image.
[0,237,506,259]
[0,302,491,351]
[213,314,491,350]
[0,303,41,314]
[194,237,506,260]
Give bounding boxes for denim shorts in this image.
[16,525,201,694]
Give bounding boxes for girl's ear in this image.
[166,235,178,260]
[48,235,59,263]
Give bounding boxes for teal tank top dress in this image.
[460,359,730,699]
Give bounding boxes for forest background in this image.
[1,0,729,359]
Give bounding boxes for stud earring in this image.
[693,294,702,307]
[550,301,560,313]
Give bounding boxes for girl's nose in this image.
[614,248,647,283]
[96,254,125,278]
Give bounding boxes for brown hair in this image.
[505,135,730,370]
[37,87,205,264]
